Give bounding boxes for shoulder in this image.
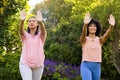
[36,31,41,36]
[96,36,103,45]
[24,31,28,35]
[96,36,100,40]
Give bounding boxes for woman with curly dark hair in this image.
[80,13,115,80]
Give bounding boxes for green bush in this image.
[42,59,81,80]
[0,53,21,80]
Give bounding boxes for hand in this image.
[36,10,42,22]
[108,14,115,26]
[84,13,91,24]
[20,10,26,20]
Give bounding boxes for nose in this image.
[29,21,35,25]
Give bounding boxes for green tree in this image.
[0,0,28,79]
[0,0,28,53]
[90,0,120,79]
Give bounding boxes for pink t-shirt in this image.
[82,37,102,62]
[20,31,45,68]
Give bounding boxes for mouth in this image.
[30,24,34,27]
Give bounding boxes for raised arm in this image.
[19,10,26,35]
[38,21,47,41]
[36,10,47,42]
[80,13,91,46]
[100,14,115,45]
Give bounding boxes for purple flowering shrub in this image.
[42,59,81,80]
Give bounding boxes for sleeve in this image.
[38,31,45,46]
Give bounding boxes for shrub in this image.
[0,53,21,80]
[42,59,81,80]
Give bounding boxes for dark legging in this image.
[80,61,101,80]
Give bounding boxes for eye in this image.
[33,20,35,22]
[29,20,31,22]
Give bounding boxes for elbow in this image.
[80,37,83,44]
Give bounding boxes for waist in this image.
[81,61,101,68]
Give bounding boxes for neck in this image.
[88,34,96,39]
[30,28,37,35]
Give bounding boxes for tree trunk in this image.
[112,25,120,73]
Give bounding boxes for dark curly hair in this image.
[87,19,101,36]
[27,16,39,35]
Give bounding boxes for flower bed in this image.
[42,59,81,80]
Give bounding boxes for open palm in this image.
[84,13,91,24]
[108,14,115,26]
[20,10,26,20]
[36,10,42,22]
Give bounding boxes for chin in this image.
[29,27,36,29]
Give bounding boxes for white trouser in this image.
[19,61,44,80]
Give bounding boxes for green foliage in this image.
[32,0,72,28]
[53,73,66,80]
[45,22,82,65]
[89,0,120,79]
[0,53,21,80]
[46,43,81,65]
[0,0,28,80]
[42,60,81,80]
[0,0,28,53]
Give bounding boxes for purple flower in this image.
[43,59,80,79]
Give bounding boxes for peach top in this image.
[20,31,45,68]
[82,37,102,62]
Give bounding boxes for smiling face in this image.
[87,19,101,36]
[88,23,97,35]
[28,17,38,29]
